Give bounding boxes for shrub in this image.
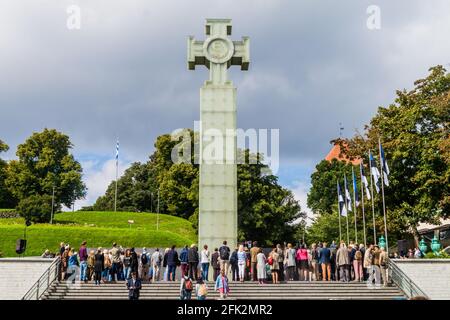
[0,209,20,218]
[424,251,450,259]
[16,195,53,224]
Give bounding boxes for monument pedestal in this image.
[199,82,238,252]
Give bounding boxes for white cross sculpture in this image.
[187,19,250,263]
[188,19,249,84]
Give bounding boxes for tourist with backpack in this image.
[353,245,363,282]
[200,245,210,281]
[180,275,194,300]
[180,245,189,277]
[109,243,122,282]
[196,277,208,300]
[219,240,231,276]
[151,248,163,282]
[215,270,230,299]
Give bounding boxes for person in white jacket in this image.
[200,245,210,281]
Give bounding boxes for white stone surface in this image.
[394,259,450,300]
[0,257,54,300]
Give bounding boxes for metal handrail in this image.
[388,258,429,299]
[22,256,61,300]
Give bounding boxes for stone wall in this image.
[0,257,55,299]
[394,259,450,300]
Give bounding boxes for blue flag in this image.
[352,167,360,207]
[344,174,352,212]
[115,139,120,161]
[369,151,380,193]
[360,161,371,200]
[337,181,347,217]
[379,142,390,186]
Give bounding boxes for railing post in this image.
[36,279,40,300]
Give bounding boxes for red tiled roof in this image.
[325,143,361,165]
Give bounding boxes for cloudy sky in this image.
[1,0,449,214]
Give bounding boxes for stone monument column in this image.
[187,19,250,253]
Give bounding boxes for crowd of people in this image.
[52,239,393,300]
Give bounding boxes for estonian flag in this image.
[344,174,352,212]
[379,142,390,186]
[369,151,380,193]
[360,161,371,200]
[115,139,120,162]
[337,181,347,217]
[352,167,360,207]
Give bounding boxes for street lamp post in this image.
[156,189,160,231]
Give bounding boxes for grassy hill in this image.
[0,211,197,257]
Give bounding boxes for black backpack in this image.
[219,246,230,260]
[141,253,148,265]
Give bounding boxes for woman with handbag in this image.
[269,247,280,284]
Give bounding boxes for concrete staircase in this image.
[43,281,406,300]
[0,258,55,300]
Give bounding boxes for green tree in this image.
[341,66,450,239]
[16,194,53,223]
[94,162,154,212]
[94,132,303,245]
[6,129,86,211]
[307,158,356,216]
[0,139,17,208]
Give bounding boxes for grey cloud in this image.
[1,0,449,169]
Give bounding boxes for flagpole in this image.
[114,159,118,212]
[360,163,367,248]
[378,138,389,255]
[369,151,377,245]
[346,205,350,245]
[337,181,342,242]
[352,167,358,244]
[114,139,119,212]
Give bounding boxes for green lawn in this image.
[0,211,197,257]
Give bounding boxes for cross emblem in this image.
[187,19,250,84]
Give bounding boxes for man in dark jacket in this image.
[130,248,139,278]
[230,247,239,281]
[319,242,331,281]
[167,245,179,281]
[211,248,220,281]
[127,272,142,300]
[188,245,199,280]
